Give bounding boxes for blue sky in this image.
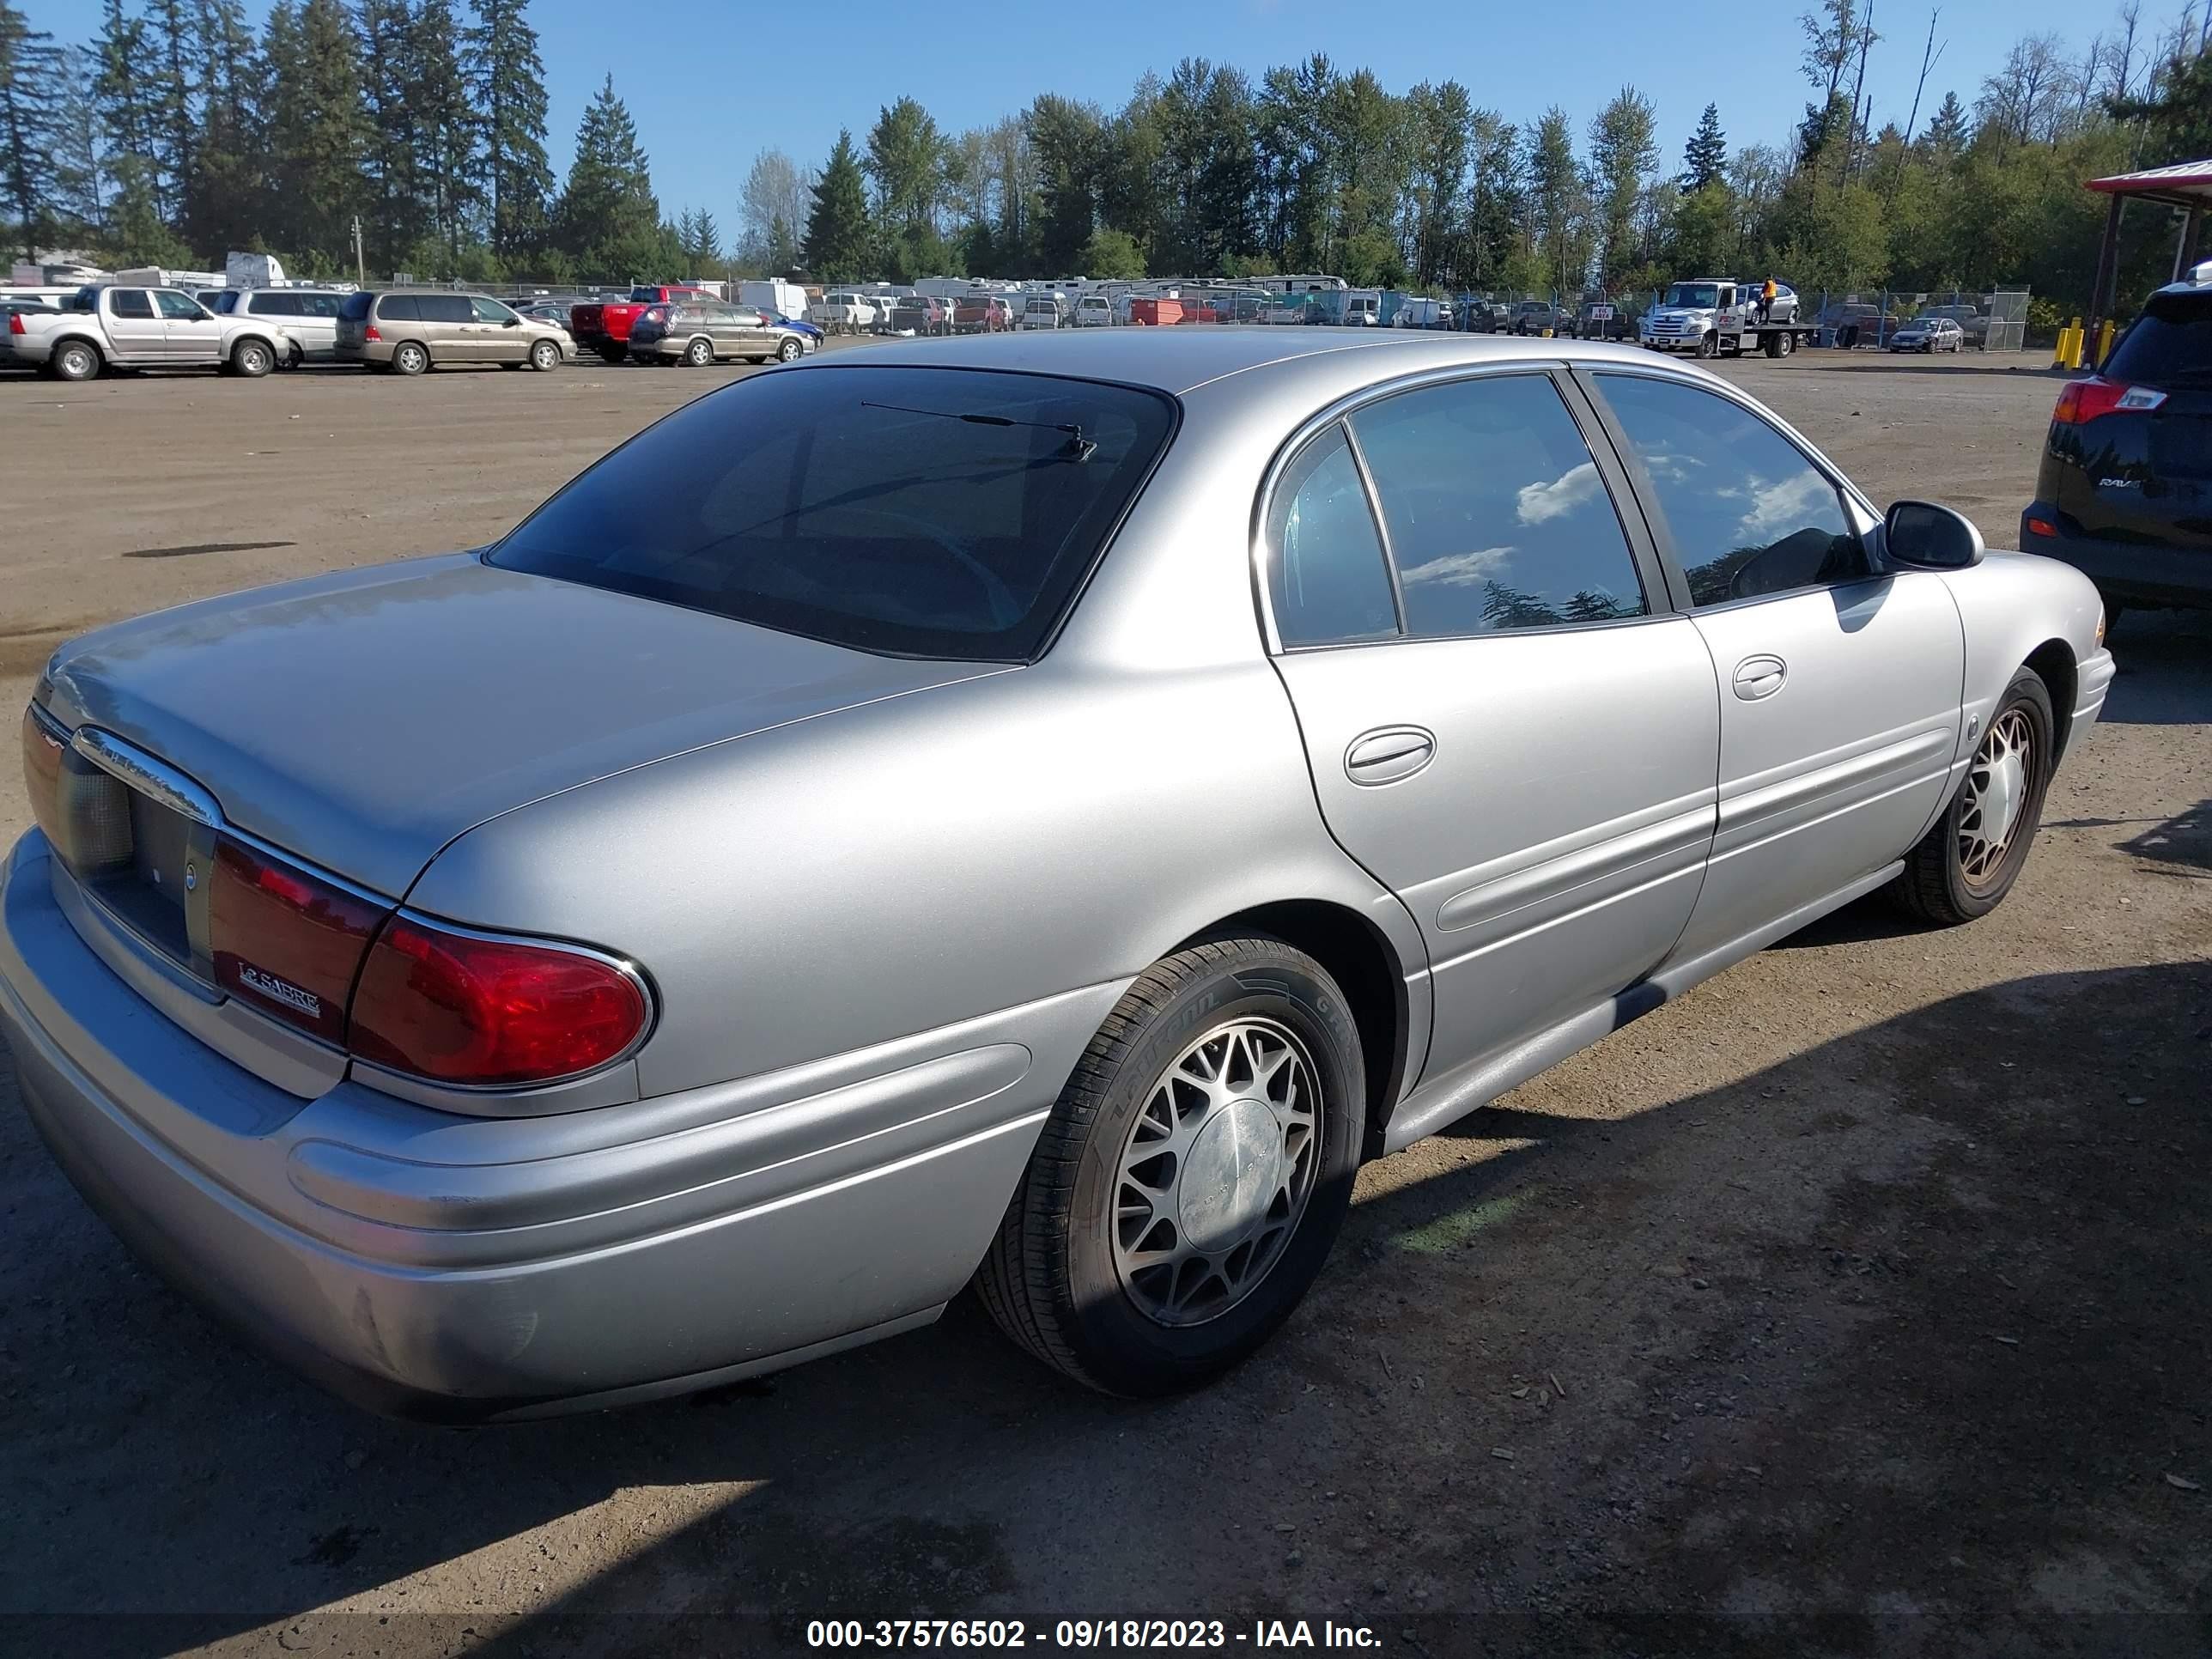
[31,0,2146,225]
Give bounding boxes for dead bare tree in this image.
[1840,0,1879,183]
[1901,6,1945,145]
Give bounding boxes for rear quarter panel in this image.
[407,659,1406,1101]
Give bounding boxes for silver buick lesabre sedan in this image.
[3,331,2112,1418]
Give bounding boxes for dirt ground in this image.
[0,348,2207,1659]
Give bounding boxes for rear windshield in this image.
[489,366,1176,660]
[2108,289,2212,385]
[340,291,375,320]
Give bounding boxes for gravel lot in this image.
[1,347,2207,1658]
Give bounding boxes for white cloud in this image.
[1401,546,1515,588]
[1735,469,1835,541]
[1516,460,1602,525]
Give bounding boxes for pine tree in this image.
[1681,102,1726,191]
[1919,88,1969,157]
[354,0,419,266]
[182,0,263,257]
[551,75,662,276]
[464,0,549,257]
[50,43,103,234]
[802,128,871,281]
[92,0,163,244]
[144,0,193,216]
[261,0,374,268]
[410,0,477,263]
[0,0,64,260]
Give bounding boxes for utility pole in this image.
[352,216,366,286]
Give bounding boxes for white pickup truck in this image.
[806,291,878,334]
[1638,277,1814,359]
[1,283,292,381]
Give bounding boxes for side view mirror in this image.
[1884,500,1984,569]
[502,316,521,326]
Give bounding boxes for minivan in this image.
[334,289,570,375]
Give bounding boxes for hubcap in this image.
[1111,1018,1321,1328]
[1959,708,2033,884]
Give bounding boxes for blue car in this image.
[763,312,823,346]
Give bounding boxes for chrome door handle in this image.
[1732,655,1788,701]
[1345,726,1437,786]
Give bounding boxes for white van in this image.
[737,279,808,322]
[1339,289,1382,326]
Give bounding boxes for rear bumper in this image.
[2020,507,2212,608]
[1,831,1111,1419]
[334,342,393,367]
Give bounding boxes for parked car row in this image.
[0,283,817,380]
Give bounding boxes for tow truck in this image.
[1638,278,1818,359]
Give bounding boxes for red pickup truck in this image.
[570,285,716,363]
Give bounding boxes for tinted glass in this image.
[253,292,301,316]
[2107,289,2212,384]
[1268,425,1399,647]
[491,366,1175,660]
[109,289,155,319]
[1598,374,1870,606]
[340,291,375,320]
[1350,375,1645,635]
[471,296,517,324]
[154,290,207,319]
[210,290,240,313]
[421,295,474,323]
[376,294,420,321]
[302,293,343,318]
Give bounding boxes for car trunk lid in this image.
[38,553,1005,899]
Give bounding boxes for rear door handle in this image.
[1345,726,1437,786]
[1732,654,1788,701]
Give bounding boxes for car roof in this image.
[842,327,1672,396]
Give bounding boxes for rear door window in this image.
[1267,424,1401,647]
[109,289,155,319]
[490,366,1176,660]
[420,295,473,324]
[1348,374,1647,635]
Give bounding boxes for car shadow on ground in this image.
[8,951,2210,1659]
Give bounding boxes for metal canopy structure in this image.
[2084,160,2212,347]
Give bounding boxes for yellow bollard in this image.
[2051,326,2072,369]
[2095,318,2116,366]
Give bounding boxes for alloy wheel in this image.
[1111,1017,1322,1328]
[1959,708,2033,888]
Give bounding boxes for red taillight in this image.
[2026,516,2058,538]
[348,915,649,1087]
[2052,376,2167,424]
[362,324,381,342]
[8,313,23,335]
[208,836,388,1043]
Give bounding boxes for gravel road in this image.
[2,349,2206,1659]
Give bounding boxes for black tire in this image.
[684,337,714,368]
[1888,667,2056,926]
[529,339,560,371]
[776,335,804,362]
[229,338,274,378]
[976,938,1365,1396]
[1696,331,1719,359]
[1778,329,1794,357]
[49,339,100,381]
[1764,331,1784,358]
[392,340,428,376]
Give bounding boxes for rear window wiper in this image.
[862,401,1098,461]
